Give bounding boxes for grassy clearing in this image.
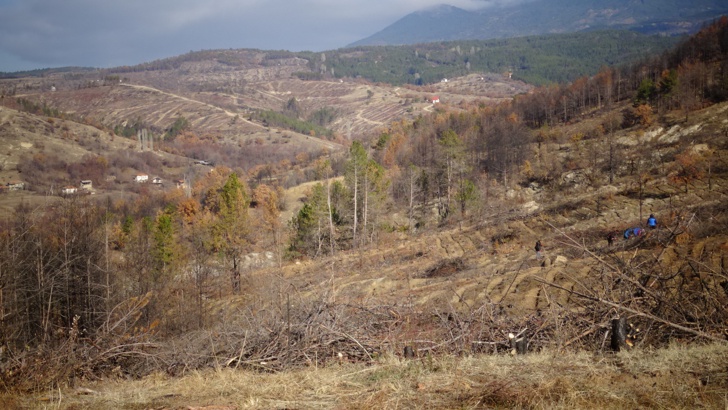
[6,343,726,409]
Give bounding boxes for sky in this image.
[0,0,530,73]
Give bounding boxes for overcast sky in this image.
[0,0,532,72]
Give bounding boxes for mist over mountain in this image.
[349,0,728,46]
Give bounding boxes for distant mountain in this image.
[349,0,728,47]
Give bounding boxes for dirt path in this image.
[120,83,342,151]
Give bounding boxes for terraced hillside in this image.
[2,51,530,144]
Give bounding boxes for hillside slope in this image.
[161,99,726,383]
[270,100,728,330]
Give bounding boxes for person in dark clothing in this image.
[535,240,543,258]
[647,214,657,229]
[607,232,616,246]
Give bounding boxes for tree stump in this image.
[508,333,528,355]
[403,345,415,358]
[610,317,628,352]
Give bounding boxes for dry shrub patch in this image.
[422,257,466,278]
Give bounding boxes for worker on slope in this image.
[607,232,616,246]
[647,214,657,229]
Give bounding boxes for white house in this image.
[80,180,93,190]
[135,174,149,183]
[7,181,25,191]
[152,177,163,184]
[429,96,440,104]
[62,186,77,195]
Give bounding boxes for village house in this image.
[152,177,163,185]
[62,186,78,195]
[80,180,93,190]
[429,96,440,104]
[7,181,25,191]
[135,174,149,183]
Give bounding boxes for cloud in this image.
[0,0,531,72]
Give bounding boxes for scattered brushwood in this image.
[146,294,572,377]
[147,300,387,375]
[534,217,728,349]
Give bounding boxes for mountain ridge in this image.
[349,0,728,47]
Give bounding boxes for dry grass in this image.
[6,343,726,409]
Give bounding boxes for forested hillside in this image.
[0,17,727,407]
[311,30,681,86]
[99,30,680,86]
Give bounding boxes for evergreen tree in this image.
[288,183,333,258]
[210,172,250,293]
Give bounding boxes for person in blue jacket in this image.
[624,228,633,239]
[647,214,657,229]
[624,227,644,239]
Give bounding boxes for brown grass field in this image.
[2,343,726,409]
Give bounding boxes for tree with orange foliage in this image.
[594,66,614,108]
[677,60,708,122]
[177,197,200,226]
[254,184,282,266]
[634,104,654,127]
[671,150,705,193]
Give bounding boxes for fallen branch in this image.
[320,324,374,361]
